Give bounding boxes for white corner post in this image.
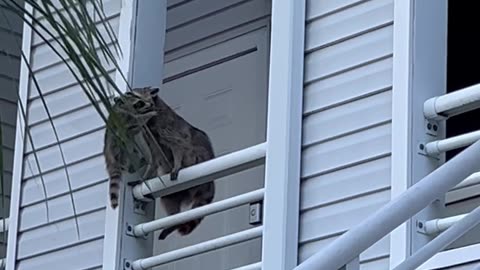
[261,0,305,269]
[5,3,33,270]
[390,0,448,269]
[389,0,414,267]
[102,1,167,269]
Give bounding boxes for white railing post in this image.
[294,139,480,270]
[261,0,305,269]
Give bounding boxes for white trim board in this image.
[5,3,33,270]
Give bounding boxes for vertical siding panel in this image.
[300,0,394,268]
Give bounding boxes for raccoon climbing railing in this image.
[132,188,264,238]
[120,143,267,270]
[132,142,267,200]
[296,84,480,270]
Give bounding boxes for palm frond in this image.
[0,0,137,240]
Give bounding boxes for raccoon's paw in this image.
[170,171,179,181]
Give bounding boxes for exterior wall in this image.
[0,1,24,259]
[299,0,394,268]
[9,1,121,269]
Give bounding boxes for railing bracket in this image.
[416,220,428,235]
[134,200,147,215]
[425,119,439,137]
[249,201,263,225]
[123,259,133,270]
[125,223,135,237]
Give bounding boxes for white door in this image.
[153,27,269,270]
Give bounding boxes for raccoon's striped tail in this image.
[109,176,121,209]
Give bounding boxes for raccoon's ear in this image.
[150,88,160,96]
[113,96,121,103]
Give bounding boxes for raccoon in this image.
[127,87,216,239]
[103,94,168,209]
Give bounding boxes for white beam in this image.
[425,130,480,156]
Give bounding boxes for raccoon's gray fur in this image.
[129,87,216,239]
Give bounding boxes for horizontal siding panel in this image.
[301,123,391,178]
[16,238,104,270]
[301,156,391,210]
[299,234,389,264]
[0,8,23,33]
[0,30,22,57]
[306,0,366,20]
[31,0,121,46]
[303,91,392,146]
[0,99,17,126]
[303,57,392,114]
[19,182,107,231]
[17,209,105,258]
[167,0,244,29]
[27,71,115,125]
[300,189,390,243]
[28,44,116,99]
[1,123,16,149]
[31,15,120,72]
[23,129,104,178]
[306,0,393,51]
[0,77,19,101]
[165,0,269,52]
[25,105,105,152]
[0,54,20,79]
[305,25,393,83]
[21,155,108,206]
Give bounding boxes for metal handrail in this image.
[294,139,480,270]
[130,227,263,270]
[424,83,480,120]
[394,204,480,270]
[132,142,267,200]
[421,214,468,235]
[425,130,480,156]
[133,188,264,237]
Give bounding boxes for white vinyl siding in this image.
[299,0,394,269]
[11,0,121,269]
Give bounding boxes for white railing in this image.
[130,227,263,270]
[296,85,480,270]
[424,83,480,120]
[132,189,264,238]
[133,143,267,200]
[122,143,267,270]
[425,130,480,156]
[420,214,468,235]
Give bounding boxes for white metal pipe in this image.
[133,142,267,200]
[423,214,468,235]
[133,189,264,237]
[131,226,263,270]
[294,139,480,270]
[425,130,480,156]
[424,83,480,120]
[451,172,480,191]
[230,262,262,270]
[0,218,8,233]
[394,205,480,270]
